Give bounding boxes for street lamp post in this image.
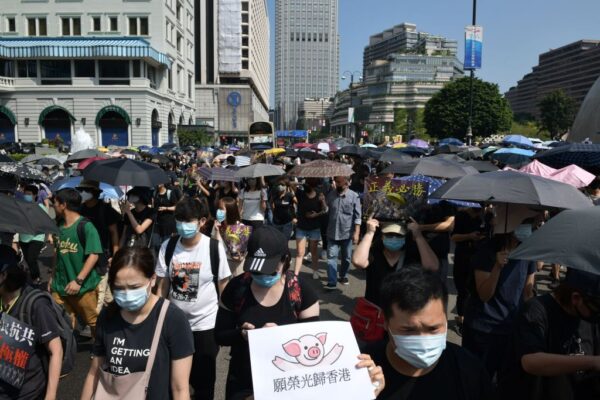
[466,0,477,146]
[342,70,363,143]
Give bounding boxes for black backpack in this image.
[76,218,110,276]
[16,286,77,377]
[163,236,222,298]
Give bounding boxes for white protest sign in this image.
[248,321,375,400]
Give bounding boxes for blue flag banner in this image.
[464,25,483,70]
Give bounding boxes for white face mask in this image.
[80,191,93,203]
[389,328,447,369]
[128,195,140,204]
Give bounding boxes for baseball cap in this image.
[243,226,289,275]
[565,269,600,297]
[381,222,407,236]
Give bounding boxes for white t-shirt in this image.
[240,189,267,221]
[156,234,231,331]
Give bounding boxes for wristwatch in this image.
[75,278,84,286]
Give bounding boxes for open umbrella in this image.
[150,154,171,165]
[502,135,534,149]
[463,160,499,173]
[0,194,58,234]
[264,148,286,156]
[430,170,593,210]
[379,149,413,163]
[235,156,251,167]
[510,207,600,275]
[338,145,366,157]
[399,175,480,208]
[383,158,478,179]
[431,154,466,163]
[311,142,338,153]
[198,167,239,182]
[361,143,378,149]
[534,143,600,170]
[0,154,14,163]
[67,149,107,163]
[77,156,107,170]
[439,138,464,146]
[288,160,354,178]
[433,144,463,155]
[0,163,48,182]
[407,139,429,149]
[234,163,284,179]
[297,149,327,160]
[491,148,535,166]
[365,147,387,160]
[293,142,312,149]
[82,158,169,187]
[458,147,483,160]
[398,146,428,157]
[20,154,47,164]
[50,176,124,199]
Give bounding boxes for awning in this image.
[38,105,76,124]
[0,38,172,68]
[0,105,16,125]
[96,105,131,125]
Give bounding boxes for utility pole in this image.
[466,0,477,146]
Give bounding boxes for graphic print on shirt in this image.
[170,259,201,302]
[108,336,150,375]
[58,237,79,255]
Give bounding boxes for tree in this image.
[538,89,576,139]
[392,108,408,134]
[177,128,212,147]
[424,77,513,139]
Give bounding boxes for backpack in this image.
[232,270,303,317]
[163,236,221,298]
[16,286,77,377]
[76,218,110,276]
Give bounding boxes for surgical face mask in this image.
[128,195,140,204]
[216,209,226,223]
[252,273,281,288]
[383,236,405,251]
[113,283,150,312]
[80,191,93,203]
[389,329,447,369]
[278,185,286,192]
[176,221,199,239]
[23,194,34,203]
[514,224,533,242]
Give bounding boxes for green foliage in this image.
[177,128,212,147]
[424,77,513,139]
[8,153,28,162]
[393,108,408,134]
[507,120,551,140]
[538,89,576,139]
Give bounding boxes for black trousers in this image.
[190,329,218,400]
[453,251,472,317]
[20,240,44,281]
[462,325,510,382]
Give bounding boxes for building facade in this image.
[0,0,195,147]
[275,0,339,130]
[297,97,333,131]
[505,40,600,118]
[194,0,269,144]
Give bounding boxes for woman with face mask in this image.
[156,197,231,400]
[18,184,48,284]
[81,247,194,400]
[214,180,239,209]
[239,177,267,230]
[212,197,253,276]
[120,187,156,249]
[269,177,297,243]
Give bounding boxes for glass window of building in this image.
[74,60,95,78]
[0,60,14,77]
[132,60,142,78]
[140,17,148,35]
[61,17,81,36]
[98,60,129,85]
[40,60,71,85]
[17,60,36,78]
[92,17,101,32]
[6,17,16,33]
[27,17,47,36]
[167,68,172,90]
[109,16,118,32]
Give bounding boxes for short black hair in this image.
[227,156,236,165]
[55,188,82,211]
[24,184,39,196]
[380,267,448,319]
[174,197,208,222]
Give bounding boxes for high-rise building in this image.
[505,40,600,118]
[194,0,270,144]
[275,0,339,130]
[0,0,195,147]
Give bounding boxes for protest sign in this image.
[249,321,375,400]
[0,313,36,389]
[363,177,429,221]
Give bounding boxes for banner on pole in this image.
[348,108,355,123]
[464,25,483,70]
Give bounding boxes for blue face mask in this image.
[113,284,150,312]
[383,236,405,251]
[23,194,34,203]
[390,329,447,369]
[176,221,199,239]
[216,209,226,223]
[252,273,281,288]
[514,224,533,242]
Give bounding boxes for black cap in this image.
[243,226,289,275]
[565,269,600,297]
[0,245,18,273]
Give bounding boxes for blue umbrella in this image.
[502,135,534,149]
[439,138,464,146]
[491,148,535,166]
[399,175,480,208]
[534,143,600,169]
[398,146,428,157]
[147,147,164,155]
[50,176,124,200]
[138,145,151,152]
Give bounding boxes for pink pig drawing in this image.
[272,332,344,372]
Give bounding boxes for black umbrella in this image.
[430,154,466,163]
[0,194,58,234]
[198,167,239,182]
[150,154,171,165]
[338,145,366,158]
[433,144,463,155]
[379,149,414,163]
[82,158,169,187]
[510,207,600,275]
[297,149,327,160]
[279,148,298,158]
[0,154,14,163]
[463,160,500,173]
[534,143,600,170]
[67,149,107,163]
[0,163,48,182]
[32,157,63,167]
[383,158,478,179]
[431,170,593,210]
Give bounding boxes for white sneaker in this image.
[304,253,312,262]
[312,270,319,280]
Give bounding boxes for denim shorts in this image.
[295,227,321,241]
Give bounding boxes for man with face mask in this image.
[19,184,49,284]
[500,269,600,400]
[365,267,496,399]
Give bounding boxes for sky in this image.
[267,0,600,107]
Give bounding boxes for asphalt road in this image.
[50,241,464,400]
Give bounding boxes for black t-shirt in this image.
[80,201,120,252]
[367,340,496,400]
[272,192,295,225]
[0,286,61,400]
[92,298,194,400]
[502,294,600,400]
[216,274,319,392]
[296,189,324,231]
[154,190,181,237]
[365,239,419,306]
[452,210,482,265]
[124,207,156,243]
